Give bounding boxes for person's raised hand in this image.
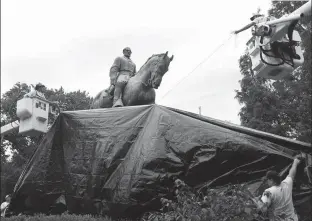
[294,153,305,162]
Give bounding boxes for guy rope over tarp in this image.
[7,105,312,218]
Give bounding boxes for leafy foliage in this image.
[1,214,117,221]
[142,179,268,221]
[268,1,307,21]
[235,2,311,143]
[2,178,311,220]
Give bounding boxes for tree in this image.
[235,1,311,143]
[0,82,93,201]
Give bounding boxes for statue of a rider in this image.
[106,47,136,107]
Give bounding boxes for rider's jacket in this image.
[109,56,136,84]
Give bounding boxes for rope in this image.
[160,34,234,101]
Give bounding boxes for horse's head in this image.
[147,51,174,89]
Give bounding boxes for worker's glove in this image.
[294,153,306,162]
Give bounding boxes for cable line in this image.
[160,34,234,101]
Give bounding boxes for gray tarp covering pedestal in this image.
[9,104,312,217]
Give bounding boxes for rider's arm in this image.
[234,22,256,34]
[110,57,121,72]
[133,64,137,76]
[109,57,121,84]
[129,64,136,77]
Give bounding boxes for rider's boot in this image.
[112,83,124,108]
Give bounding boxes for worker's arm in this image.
[288,154,304,180]
[252,194,270,213]
[234,22,255,34]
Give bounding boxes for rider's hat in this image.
[123,47,132,53]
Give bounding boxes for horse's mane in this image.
[137,53,167,73]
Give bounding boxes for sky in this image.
[1,0,273,125]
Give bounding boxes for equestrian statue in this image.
[90,48,174,109]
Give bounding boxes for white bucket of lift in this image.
[16,96,49,137]
[247,30,304,80]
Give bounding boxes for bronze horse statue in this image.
[90,51,174,109]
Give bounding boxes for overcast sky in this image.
[1,0,273,125]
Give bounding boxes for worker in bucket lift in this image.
[24,83,46,99]
[233,13,300,61]
[233,13,274,36]
[250,154,305,221]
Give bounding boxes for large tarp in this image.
[9,104,312,217]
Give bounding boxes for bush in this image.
[3,179,310,221]
[3,180,265,221]
[1,214,118,221]
[142,179,268,221]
